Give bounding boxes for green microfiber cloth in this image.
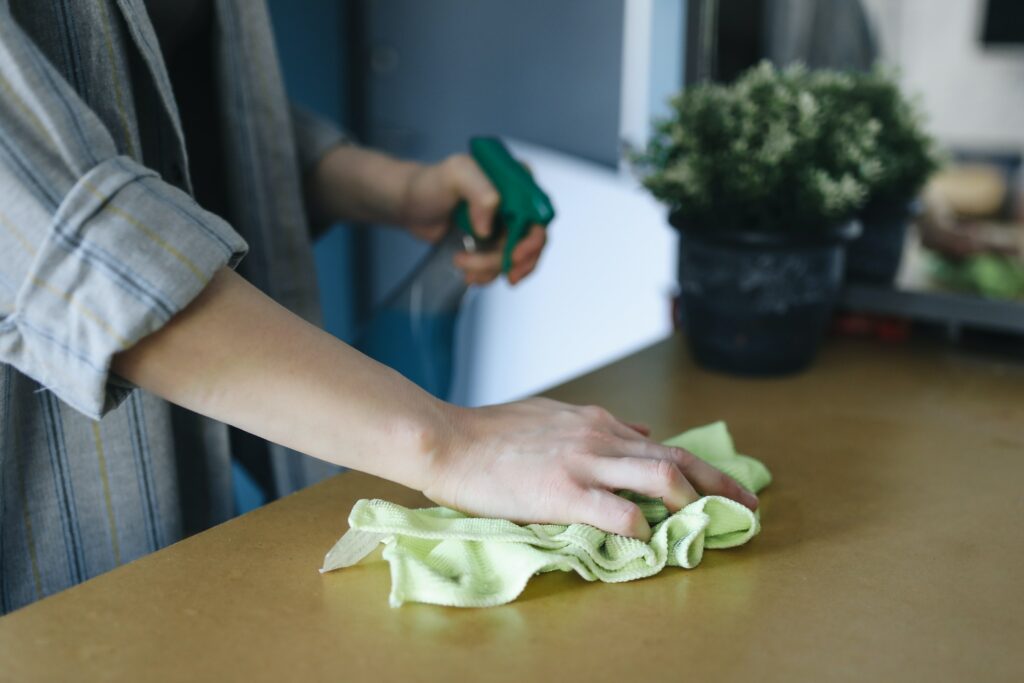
[320,422,771,607]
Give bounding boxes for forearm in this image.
[112,268,757,539]
[112,268,453,490]
[307,144,422,225]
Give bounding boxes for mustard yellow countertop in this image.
[2,336,1022,682]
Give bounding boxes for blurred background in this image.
[268,0,684,409]
[265,0,1024,411]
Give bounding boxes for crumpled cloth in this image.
[320,422,771,607]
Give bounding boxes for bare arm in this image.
[113,267,448,492]
[113,268,757,540]
[307,144,423,227]
[307,145,548,285]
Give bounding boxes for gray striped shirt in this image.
[0,0,345,613]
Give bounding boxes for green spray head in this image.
[452,137,555,274]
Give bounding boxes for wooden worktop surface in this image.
[2,336,1022,681]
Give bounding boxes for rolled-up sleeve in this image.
[290,104,350,176]
[289,104,352,236]
[0,12,247,419]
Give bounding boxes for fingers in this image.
[452,224,549,285]
[625,423,651,437]
[508,225,547,285]
[573,408,758,511]
[624,441,758,511]
[574,404,649,443]
[444,151,548,286]
[674,447,759,510]
[575,488,652,541]
[605,417,651,443]
[446,154,499,239]
[511,225,546,263]
[442,154,549,285]
[589,456,699,512]
[452,249,502,284]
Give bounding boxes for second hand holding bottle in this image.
[357,137,556,399]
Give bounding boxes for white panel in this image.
[619,0,686,170]
[619,0,655,159]
[865,0,1024,152]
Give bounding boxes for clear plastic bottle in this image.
[356,229,480,398]
[355,137,555,399]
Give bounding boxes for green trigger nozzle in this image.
[452,137,555,274]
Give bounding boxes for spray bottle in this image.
[356,137,556,398]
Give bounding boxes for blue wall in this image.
[267,0,356,343]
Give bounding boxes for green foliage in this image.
[635,62,940,233]
[822,65,941,208]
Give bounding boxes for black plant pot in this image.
[671,214,860,376]
[845,200,918,285]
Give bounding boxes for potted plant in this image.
[634,62,876,375]
[815,66,940,284]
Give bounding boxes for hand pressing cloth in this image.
[320,422,771,607]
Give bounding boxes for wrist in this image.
[394,161,431,227]
[367,153,422,225]
[385,392,468,495]
[312,145,424,225]
[411,399,475,498]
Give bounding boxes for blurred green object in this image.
[931,253,1024,300]
[452,137,555,273]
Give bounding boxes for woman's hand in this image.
[311,145,548,285]
[424,398,759,541]
[400,154,548,286]
[114,268,753,542]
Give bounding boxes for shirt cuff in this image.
[1,155,248,419]
[290,104,351,176]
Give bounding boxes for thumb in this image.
[448,154,500,239]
